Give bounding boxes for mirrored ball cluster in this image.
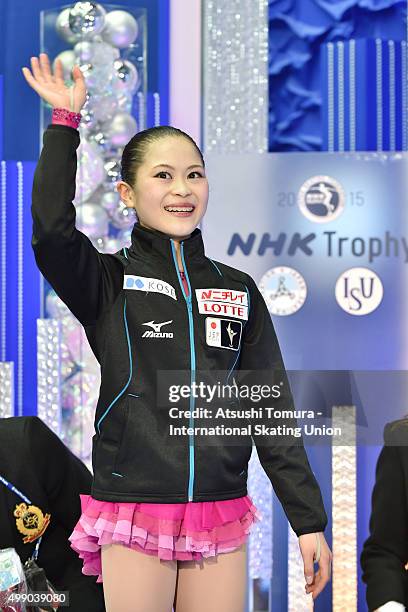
[54,2,141,248]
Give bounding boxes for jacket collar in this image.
[128,222,206,262]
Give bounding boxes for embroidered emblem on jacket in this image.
[124,275,177,300]
[142,320,174,338]
[196,288,248,320]
[14,503,51,544]
[205,317,242,350]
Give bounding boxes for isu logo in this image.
[142,320,174,338]
[335,267,383,315]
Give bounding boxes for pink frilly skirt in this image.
[69,494,260,583]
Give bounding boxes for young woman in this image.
[23,53,332,612]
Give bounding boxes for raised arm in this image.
[23,54,123,326]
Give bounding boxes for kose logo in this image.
[124,276,177,300]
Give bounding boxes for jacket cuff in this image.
[295,525,326,537]
[366,573,407,611]
[52,107,81,129]
[47,123,79,135]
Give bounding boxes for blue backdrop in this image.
[0,0,169,160]
[269,0,407,151]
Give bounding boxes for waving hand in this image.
[22,52,86,113]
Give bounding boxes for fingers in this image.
[21,67,45,97]
[21,66,34,85]
[299,533,332,601]
[30,56,45,83]
[305,553,332,600]
[28,54,54,84]
[72,65,85,84]
[312,562,330,600]
[298,533,316,590]
[304,570,315,587]
[54,59,65,85]
[303,555,315,588]
[39,53,53,82]
[72,66,87,112]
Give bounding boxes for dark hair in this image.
[121,125,205,186]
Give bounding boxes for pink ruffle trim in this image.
[69,494,260,583]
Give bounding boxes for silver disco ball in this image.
[69,2,106,38]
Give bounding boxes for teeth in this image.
[165,207,194,212]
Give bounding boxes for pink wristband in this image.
[52,107,82,129]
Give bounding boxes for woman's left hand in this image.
[298,531,332,600]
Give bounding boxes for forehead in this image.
[144,136,202,167]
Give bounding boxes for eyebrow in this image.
[152,163,204,170]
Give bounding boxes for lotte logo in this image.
[335,267,383,315]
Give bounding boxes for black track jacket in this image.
[0,416,105,611]
[31,124,327,538]
[361,419,408,609]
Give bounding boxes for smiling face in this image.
[117,136,209,241]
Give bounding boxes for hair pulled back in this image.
[121,125,205,186]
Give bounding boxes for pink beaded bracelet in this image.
[52,107,82,129]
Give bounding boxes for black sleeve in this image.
[27,417,106,611]
[360,425,408,610]
[27,416,92,531]
[31,124,123,326]
[238,275,328,537]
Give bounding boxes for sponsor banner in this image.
[124,275,177,300]
[197,301,248,321]
[195,288,248,305]
[196,288,249,320]
[202,152,408,370]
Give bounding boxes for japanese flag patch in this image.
[205,317,242,351]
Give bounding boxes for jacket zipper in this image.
[170,240,196,501]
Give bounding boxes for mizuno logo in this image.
[143,320,173,332]
[141,320,174,339]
